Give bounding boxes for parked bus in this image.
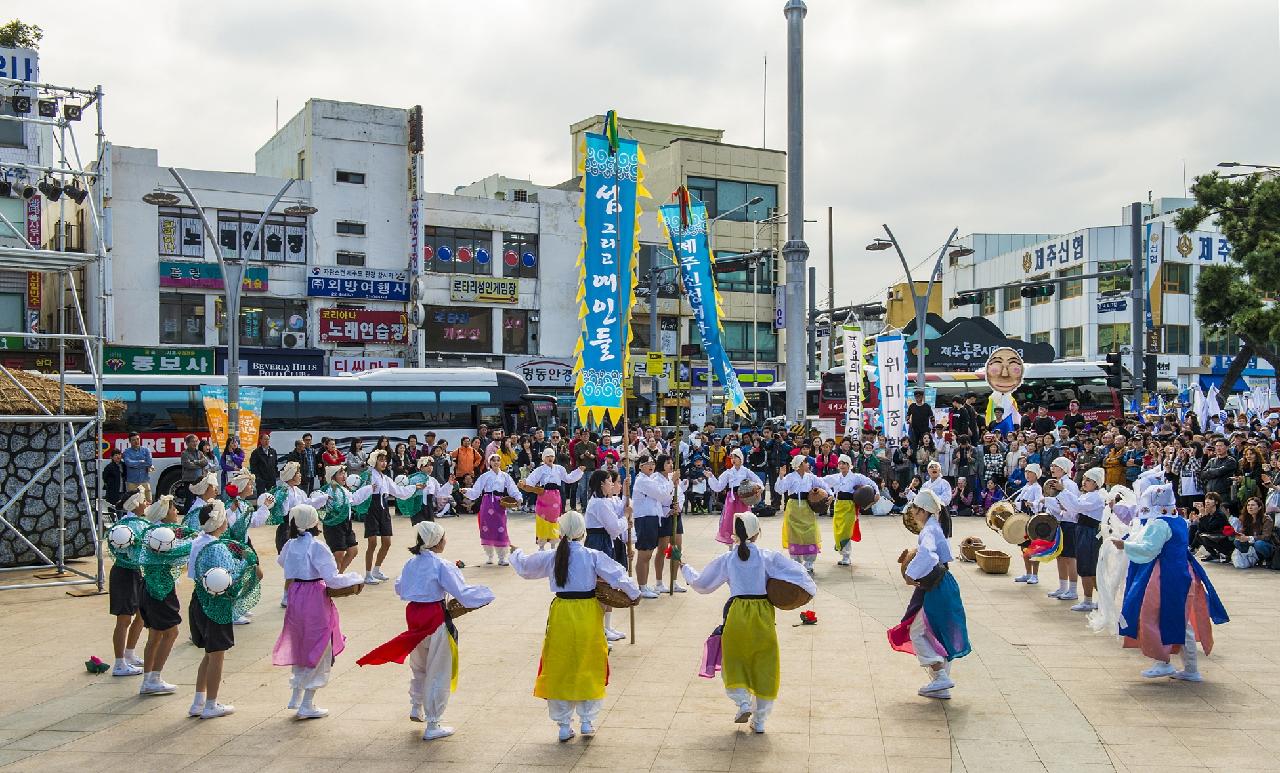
[819,362,1124,435]
[63,368,556,497]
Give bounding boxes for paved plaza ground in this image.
[0,508,1277,772]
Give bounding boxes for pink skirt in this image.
[535,490,562,523]
[1122,563,1216,660]
[478,493,510,547]
[717,491,751,545]
[273,580,345,669]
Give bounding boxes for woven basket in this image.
[326,583,363,598]
[766,577,813,610]
[958,537,985,562]
[975,549,1011,574]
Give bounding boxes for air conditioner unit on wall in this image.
[282,332,307,349]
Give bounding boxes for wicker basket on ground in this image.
[975,549,1011,574]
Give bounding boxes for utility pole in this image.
[649,270,660,426]
[1129,202,1144,406]
[807,266,818,380]
[782,0,810,424]
[826,205,834,370]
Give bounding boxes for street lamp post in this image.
[867,225,971,389]
[157,170,302,433]
[782,0,810,425]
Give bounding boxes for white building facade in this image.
[941,198,1260,390]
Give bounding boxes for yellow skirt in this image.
[833,499,860,551]
[722,597,780,700]
[535,515,560,542]
[782,499,820,551]
[533,597,608,701]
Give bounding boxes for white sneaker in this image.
[734,703,752,723]
[671,583,687,593]
[139,678,176,696]
[1047,588,1064,598]
[372,567,389,581]
[1058,591,1079,601]
[605,628,626,642]
[1026,575,1039,585]
[918,674,955,696]
[1142,662,1177,679]
[654,582,669,594]
[280,591,288,608]
[1171,670,1203,682]
[751,719,766,733]
[410,704,425,722]
[112,663,143,677]
[287,689,303,710]
[201,702,235,719]
[558,724,575,742]
[1013,574,1030,583]
[364,573,382,585]
[836,558,851,567]
[124,653,144,667]
[485,557,495,565]
[639,586,659,599]
[296,705,329,720]
[188,700,206,717]
[1069,601,1092,612]
[923,689,951,700]
[233,615,251,625]
[423,722,454,741]
[580,721,595,737]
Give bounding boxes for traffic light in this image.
[1143,353,1158,394]
[1105,352,1124,390]
[950,292,981,309]
[1020,283,1056,299]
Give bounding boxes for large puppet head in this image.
[985,346,1025,396]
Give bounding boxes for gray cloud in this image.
[27,0,1280,308]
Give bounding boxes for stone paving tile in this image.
[3,512,1278,771]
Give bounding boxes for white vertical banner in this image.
[876,334,907,445]
[841,323,863,442]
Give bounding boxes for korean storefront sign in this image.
[158,261,268,292]
[330,356,405,375]
[318,308,409,344]
[505,356,574,388]
[448,276,519,304]
[307,266,410,302]
[104,346,214,376]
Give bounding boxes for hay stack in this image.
[0,369,125,420]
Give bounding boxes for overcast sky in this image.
[27,0,1280,305]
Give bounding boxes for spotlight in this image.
[37,99,57,118]
[66,180,89,205]
[62,103,82,122]
[38,176,63,202]
[20,183,35,200]
[10,95,31,114]
[0,179,10,197]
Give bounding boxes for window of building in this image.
[159,292,205,345]
[157,207,204,258]
[0,101,26,148]
[637,244,680,299]
[1200,327,1241,357]
[1029,273,1052,306]
[1031,332,1050,346]
[1162,262,1191,294]
[335,251,365,267]
[632,315,680,354]
[296,151,306,180]
[1098,260,1131,295]
[424,226,492,276]
[512,189,528,203]
[1097,323,1131,355]
[336,220,366,236]
[502,309,531,355]
[335,170,365,185]
[1059,326,1083,358]
[422,306,492,353]
[1058,266,1083,299]
[980,290,996,316]
[501,232,538,279]
[1003,287,1022,311]
[216,210,308,263]
[713,251,774,294]
[695,320,778,362]
[215,297,307,348]
[1163,324,1190,355]
[685,177,778,222]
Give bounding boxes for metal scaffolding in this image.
[0,73,107,592]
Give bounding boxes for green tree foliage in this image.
[1175,172,1280,393]
[0,20,42,50]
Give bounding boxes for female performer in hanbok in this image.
[774,456,832,573]
[273,504,364,719]
[509,510,639,742]
[269,461,332,605]
[463,453,521,565]
[520,447,585,550]
[319,465,373,572]
[821,455,876,566]
[887,488,970,700]
[106,491,150,677]
[361,450,424,586]
[703,448,763,545]
[682,512,815,734]
[357,521,495,741]
[583,469,630,642]
[1113,481,1229,682]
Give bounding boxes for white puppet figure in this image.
[1087,485,1135,635]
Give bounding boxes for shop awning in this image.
[1199,373,1249,393]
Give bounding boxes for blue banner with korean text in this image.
[659,198,750,418]
[574,132,645,425]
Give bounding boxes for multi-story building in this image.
[940,198,1271,391]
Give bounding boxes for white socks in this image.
[1068,581,1078,594]
[1056,581,1068,594]
[123,648,138,663]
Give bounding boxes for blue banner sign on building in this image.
[306,267,410,302]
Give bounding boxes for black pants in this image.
[1196,531,1233,560]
